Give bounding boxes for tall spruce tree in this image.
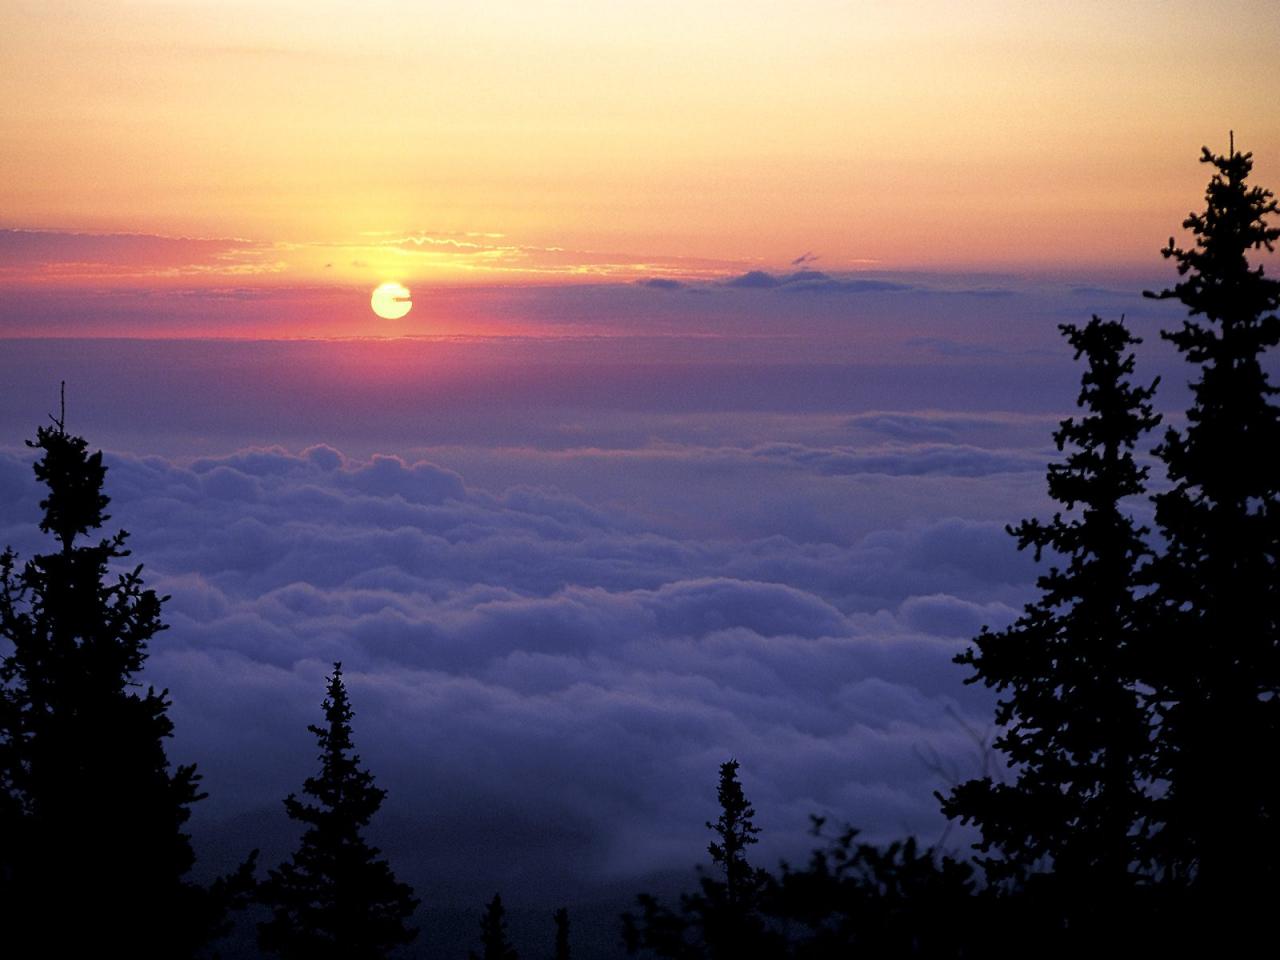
[705,759,765,916]
[258,662,419,959]
[1142,140,1280,897]
[470,893,519,960]
[623,760,779,960]
[0,406,218,956]
[939,318,1160,911]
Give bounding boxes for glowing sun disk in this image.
[371,282,412,320]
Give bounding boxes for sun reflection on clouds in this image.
[0,227,751,291]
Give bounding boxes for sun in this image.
[371,282,412,320]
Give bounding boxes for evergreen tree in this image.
[623,760,779,960]
[470,893,519,960]
[258,662,419,959]
[706,759,763,913]
[0,404,222,956]
[1142,139,1280,898]
[938,318,1160,919]
[553,906,571,960]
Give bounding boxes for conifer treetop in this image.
[258,662,418,959]
[23,385,111,552]
[286,661,387,830]
[471,893,518,960]
[1146,138,1280,355]
[706,759,761,907]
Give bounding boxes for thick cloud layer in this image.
[0,435,1035,908]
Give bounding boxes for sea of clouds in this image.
[0,276,1199,954]
[0,416,1048,903]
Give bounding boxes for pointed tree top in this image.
[1144,139,1280,331]
[706,760,760,856]
[472,893,518,960]
[259,662,418,956]
[316,661,354,742]
[26,384,111,551]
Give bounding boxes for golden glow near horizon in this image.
[3,1,1280,280]
[371,282,412,320]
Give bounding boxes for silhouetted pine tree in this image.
[553,906,571,960]
[471,893,519,960]
[623,760,780,960]
[1142,140,1280,901]
[258,662,418,960]
[939,318,1160,924]
[0,405,226,957]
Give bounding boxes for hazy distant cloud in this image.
[387,233,499,252]
[725,269,831,288]
[365,233,742,281]
[724,269,911,294]
[846,413,967,443]
[930,286,1017,299]
[637,277,684,290]
[1069,285,1128,298]
[782,272,829,286]
[748,441,1044,477]
[726,270,784,288]
[0,228,271,281]
[171,286,349,302]
[0,227,749,299]
[783,276,913,294]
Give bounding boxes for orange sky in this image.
[3,1,1280,287]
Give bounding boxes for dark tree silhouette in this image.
[623,760,780,960]
[1142,139,1280,901]
[258,662,418,959]
[553,906,571,960]
[470,893,519,960]
[0,405,229,957]
[706,759,763,912]
[767,817,978,959]
[938,318,1160,925]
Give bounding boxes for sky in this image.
[4,1,1280,299]
[3,2,1280,956]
